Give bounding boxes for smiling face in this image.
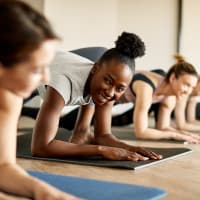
[89,59,133,105]
[170,73,198,99]
[0,40,56,98]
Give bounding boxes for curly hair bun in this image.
[115,31,145,59]
[174,54,186,63]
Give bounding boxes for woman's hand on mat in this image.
[33,180,83,200]
[99,146,149,161]
[129,146,163,160]
[182,132,200,141]
[174,132,200,144]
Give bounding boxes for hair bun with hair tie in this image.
[174,54,186,63]
[115,31,145,59]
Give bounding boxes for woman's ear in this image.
[0,63,5,77]
[169,73,176,83]
[91,63,99,74]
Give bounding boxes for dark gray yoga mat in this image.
[17,131,192,170]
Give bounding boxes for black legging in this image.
[196,102,200,120]
[111,102,162,126]
[21,107,79,130]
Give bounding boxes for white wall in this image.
[23,0,200,72]
[42,0,178,71]
[117,0,177,70]
[44,0,118,50]
[23,0,44,13]
[181,0,200,72]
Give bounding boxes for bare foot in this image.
[69,131,95,144]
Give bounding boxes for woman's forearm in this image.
[135,127,176,140]
[0,163,37,198]
[172,120,200,132]
[159,127,200,143]
[32,139,103,157]
[176,122,200,131]
[94,132,162,160]
[0,162,80,200]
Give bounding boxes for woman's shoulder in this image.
[133,70,163,88]
[49,50,93,74]
[0,88,21,111]
[54,50,94,64]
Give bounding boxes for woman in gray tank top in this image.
[32,32,162,161]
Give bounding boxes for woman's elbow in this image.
[134,129,147,139]
[174,122,185,130]
[31,142,49,157]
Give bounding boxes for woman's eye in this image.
[32,67,44,74]
[32,70,41,74]
[104,77,111,85]
[116,87,125,93]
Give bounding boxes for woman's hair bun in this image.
[115,31,145,59]
[174,54,186,63]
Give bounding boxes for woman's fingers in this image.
[144,150,163,160]
[133,147,162,160]
[127,152,149,161]
[182,134,200,144]
[101,146,163,161]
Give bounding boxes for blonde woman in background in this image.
[114,55,200,143]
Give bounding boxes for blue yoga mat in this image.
[29,171,166,200]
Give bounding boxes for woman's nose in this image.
[105,87,115,98]
[187,87,193,95]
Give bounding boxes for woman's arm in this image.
[156,96,177,131]
[70,104,95,144]
[94,99,162,160]
[32,87,148,161]
[133,83,176,140]
[32,87,100,157]
[175,96,200,131]
[186,97,200,125]
[187,97,198,122]
[133,85,199,143]
[0,89,78,199]
[157,97,200,143]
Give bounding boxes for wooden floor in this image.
[1,117,200,200]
